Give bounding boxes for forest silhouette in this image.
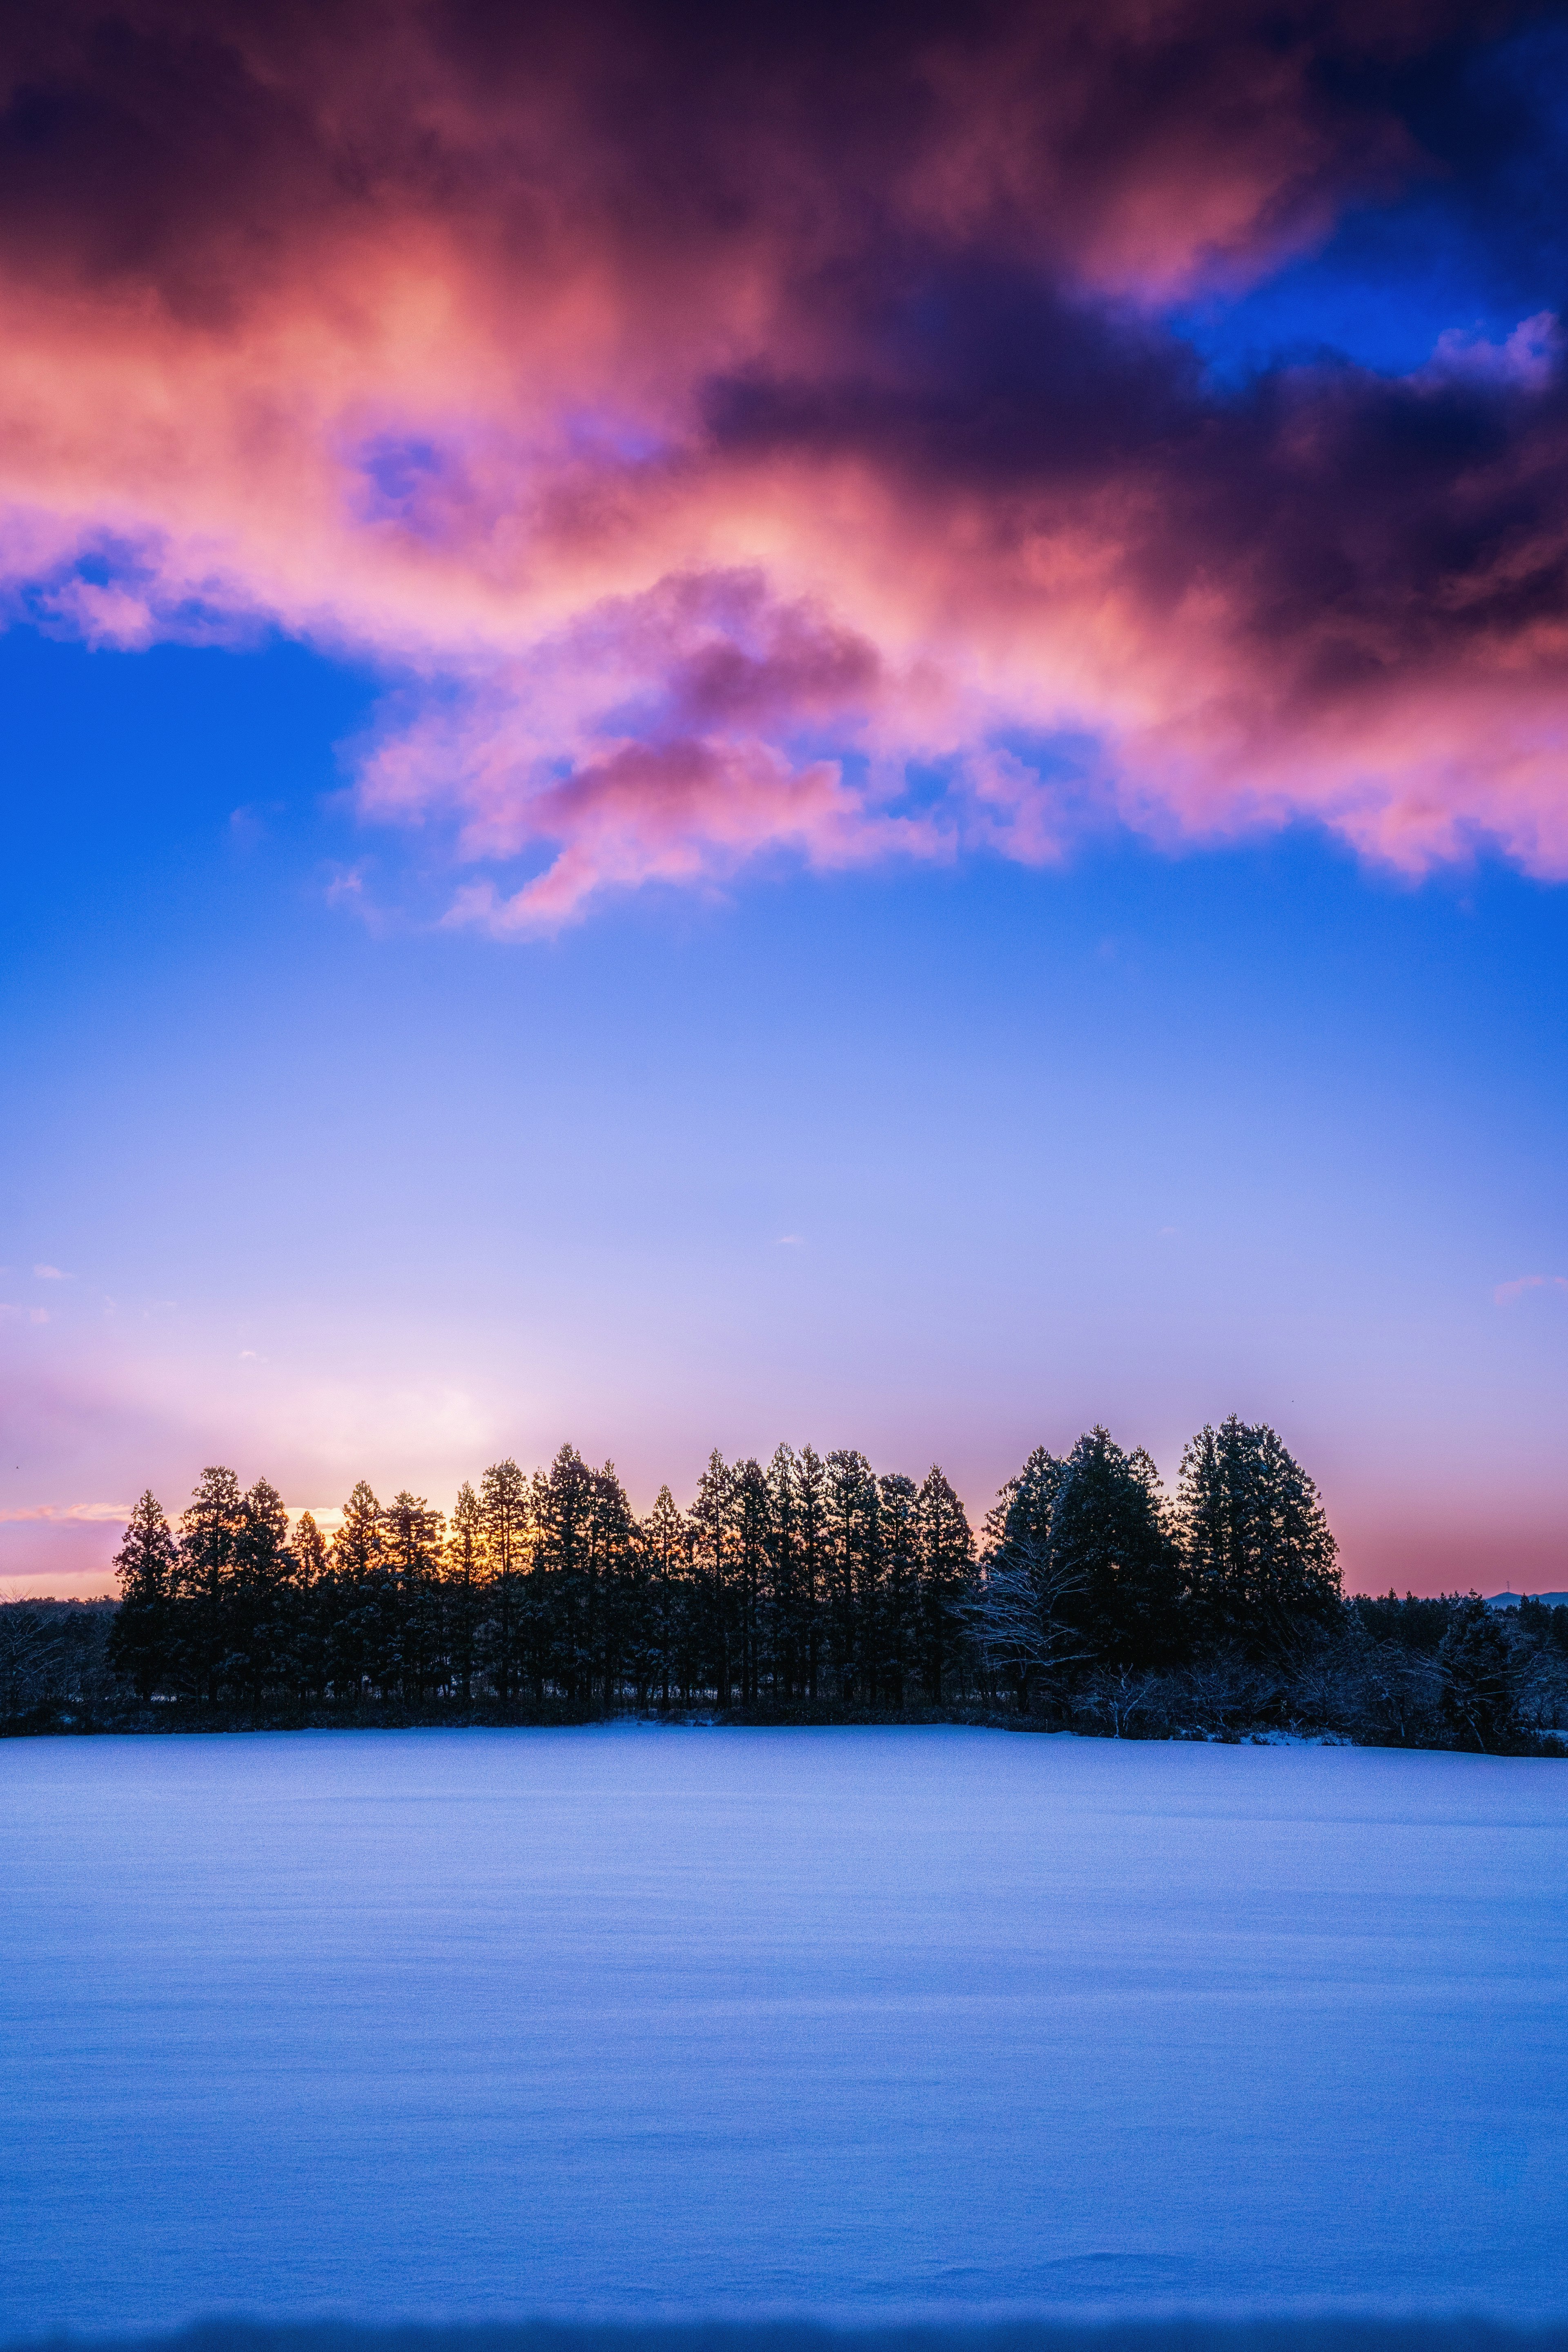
[31,1417,1540,1751]
[2,1418,1563,1751]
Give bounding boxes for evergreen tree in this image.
[617,1500,658,1707]
[383,1490,444,1699]
[1438,1599,1516,1752]
[876,1472,920,1708]
[1178,1417,1340,1655]
[640,1484,688,1706]
[327,1480,388,1700]
[587,1461,635,1708]
[764,1445,803,1699]
[532,1445,597,1700]
[729,1459,771,1706]
[479,1459,530,1702]
[229,1476,295,1702]
[970,1447,1089,1707]
[825,1449,878,1700]
[793,1445,828,1702]
[1046,1429,1183,1668]
[295,1512,329,1586]
[292,1511,331,1700]
[689,1451,735,1703]
[443,1482,483,1703]
[173,1466,247,1703]
[915,1465,973,1702]
[107,1491,178,1702]
[983,1446,1068,1563]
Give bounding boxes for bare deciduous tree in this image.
[966,1534,1091,1714]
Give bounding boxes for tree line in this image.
[99,1417,1345,1713]
[0,1414,1551,1751]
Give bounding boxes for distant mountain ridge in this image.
[1486,1590,1568,1610]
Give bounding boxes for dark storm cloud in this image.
[0,0,1564,917]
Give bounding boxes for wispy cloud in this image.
[0,1501,134,1525]
[1493,1274,1568,1305]
[33,1265,66,1281]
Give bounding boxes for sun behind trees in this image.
[106,1420,1351,1722]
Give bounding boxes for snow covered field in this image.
[3,1727,1567,2339]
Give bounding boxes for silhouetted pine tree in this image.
[444,1482,483,1703]
[640,1484,688,1706]
[729,1458,771,1707]
[479,1459,529,1703]
[174,1466,247,1704]
[1046,1429,1183,1668]
[383,1490,444,1699]
[107,1490,178,1701]
[690,1451,734,1704]
[293,1510,331,1702]
[327,1480,387,1702]
[1178,1417,1340,1655]
[915,1466,973,1702]
[876,1472,920,1708]
[763,1445,803,1699]
[793,1445,829,1702]
[972,1447,1088,1708]
[530,1444,600,1701]
[586,1461,634,1708]
[229,1477,295,1702]
[824,1449,878,1700]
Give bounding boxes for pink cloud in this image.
[0,1,1562,922]
[0,1501,134,1525]
[1494,1274,1568,1305]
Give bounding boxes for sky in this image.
[2,0,1567,1598]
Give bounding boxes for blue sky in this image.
[4,0,1568,1594]
[1172,16,1568,379]
[5,624,1566,1594]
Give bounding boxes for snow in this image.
[3,1726,1567,2339]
